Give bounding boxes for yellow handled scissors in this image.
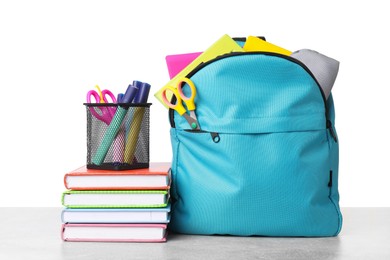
[161,78,200,130]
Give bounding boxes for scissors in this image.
[161,78,200,130]
[86,85,117,125]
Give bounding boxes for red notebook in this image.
[64,162,171,190]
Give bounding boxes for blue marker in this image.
[124,81,151,139]
[133,81,151,103]
[117,93,124,103]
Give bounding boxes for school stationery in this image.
[61,223,167,242]
[165,52,202,79]
[154,34,244,107]
[123,107,146,164]
[112,88,126,164]
[291,49,340,99]
[132,82,151,161]
[87,85,116,104]
[161,78,199,130]
[86,86,117,125]
[124,81,151,164]
[61,205,171,223]
[85,102,151,170]
[168,39,341,237]
[243,36,292,55]
[64,162,171,190]
[92,84,138,166]
[112,128,125,163]
[86,86,125,163]
[62,190,169,208]
[132,81,151,104]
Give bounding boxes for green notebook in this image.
[62,190,169,208]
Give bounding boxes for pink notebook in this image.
[61,223,167,242]
[165,52,202,79]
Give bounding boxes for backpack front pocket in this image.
[169,128,341,236]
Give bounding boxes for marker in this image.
[124,81,151,164]
[133,81,151,103]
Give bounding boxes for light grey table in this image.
[0,207,389,260]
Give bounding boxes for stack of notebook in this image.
[60,162,171,242]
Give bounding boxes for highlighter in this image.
[124,81,151,164]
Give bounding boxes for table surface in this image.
[0,207,389,260]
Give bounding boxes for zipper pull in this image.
[326,120,338,143]
[210,132,220,143]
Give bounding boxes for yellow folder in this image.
[243,36,292,55]
[154,34,244,107]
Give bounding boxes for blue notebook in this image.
[61,204,171,223]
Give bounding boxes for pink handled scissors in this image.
[86,85,117,125]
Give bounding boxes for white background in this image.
[0,0,388,207]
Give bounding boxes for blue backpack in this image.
[168,50,342,237]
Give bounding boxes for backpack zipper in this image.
[184,129,220,143]
[326,120,338,143]
[169,52,328,128]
